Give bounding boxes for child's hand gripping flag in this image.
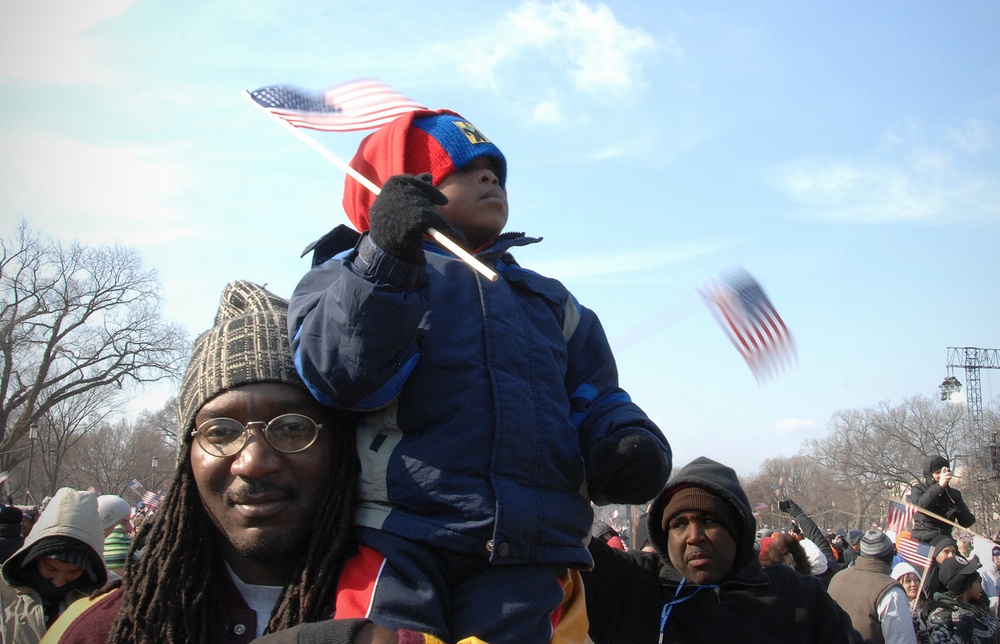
[244,78,498,281]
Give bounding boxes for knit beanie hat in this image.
[661,486,742,542]
[860,529,895,560]
[930,534,958,554]
[177,281,305,451]
[938,554,981,596]
[21,536,104,586]
[0,505,22,525]
[847,529,864,546]
[891,561,920,582]
[925,455,950,477]
[343,109,507,233]
[96,495,131,531]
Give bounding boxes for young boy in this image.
[289,109,671,643]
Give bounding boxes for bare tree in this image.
[69,414,173,499]
[743,455,840,531]
[0,221,188,483]
[33,389,121,498]
[136,395,179,450]
[805,395,970,529]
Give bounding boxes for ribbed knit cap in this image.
[176,281,305,452]
[96,495,130,531]
[860,529,895,559]
[661,486,742,542]
[343,109,507,233]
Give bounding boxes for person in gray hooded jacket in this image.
[0,487,108,644]
[581,456,862,643]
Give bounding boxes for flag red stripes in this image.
[896,535,934,571]
[701,268,796,382]
[246,79,426,132]
[886,500,916,535]
[141,490,163,510]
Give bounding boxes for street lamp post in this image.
[151,455,158,489]
[24,423,38,504]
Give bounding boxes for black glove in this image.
[587,429,670,505]
[368,173,458,263]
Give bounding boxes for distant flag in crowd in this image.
[245,79,427,132]
[896,535,934,571]
[753,502,769,518]
[700,267,796,383]
[141,490,164,510]
[127,479,142,492]
[886,500,917,535]
[773,477,785,498]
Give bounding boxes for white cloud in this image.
[531,98,564,124]
[947,118,996,154]
[770,121,1000,224]
[457,0,659,117]
[0,130,198,245]
[0,0,135,83]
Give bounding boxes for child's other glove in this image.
[368,173,459,263]
[588,429,670,506]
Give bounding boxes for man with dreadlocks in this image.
[42,281,413,643]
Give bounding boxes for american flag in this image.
[701,267,796,383]
[141,490,164,510]
[127,479,142,492]
[886,500,916,535]
[896,535,934,571]
[246,79,426,132]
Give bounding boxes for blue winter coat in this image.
[289,227,668,568]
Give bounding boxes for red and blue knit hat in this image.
[343,109,507,232]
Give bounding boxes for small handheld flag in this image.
[700,267,796,383]
[244,78,498,282]
[886,500,916,535]
[896,535,934,571]
[246,79,426,132]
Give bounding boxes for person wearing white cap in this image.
[828,529,917,644]
[97,495,132,577]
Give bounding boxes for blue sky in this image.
[2,1,998,476]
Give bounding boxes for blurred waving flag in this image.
[245,79,426,132]
[701,267,796,383]
[886,500,916,535]
[127,479,142,492]
[896,534,934,571]
[142,490,164,510]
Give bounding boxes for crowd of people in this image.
[2,106,999,643]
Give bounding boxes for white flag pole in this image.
[243,92,498,282]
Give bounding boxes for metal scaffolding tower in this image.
[942,347,1000,436]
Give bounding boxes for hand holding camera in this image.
[939,466,952,488]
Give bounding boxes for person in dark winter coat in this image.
[909,455,975,543]
[827,529,917,643]
[922,554,998,643]
[581,456,862,643]
[0,506,24,564]
[780,499,842,586]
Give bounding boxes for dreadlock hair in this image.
[107,416,359,643]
